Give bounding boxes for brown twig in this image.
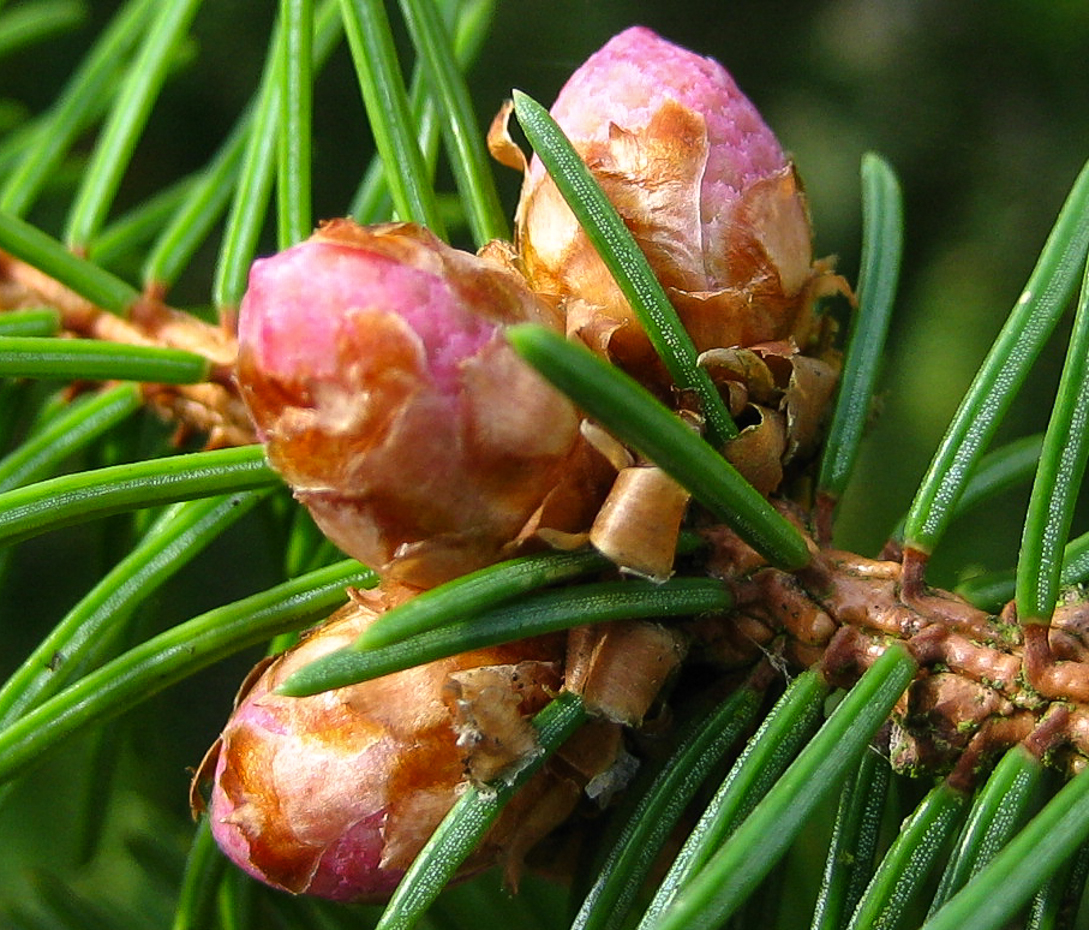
[0,250,256,448]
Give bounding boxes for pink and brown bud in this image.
[192,590,606,902]
[237,220,607,587]
[500,26,841,378]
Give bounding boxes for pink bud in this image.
[195,593,571,902]
[513,27,833,375]
[237,220,601,587]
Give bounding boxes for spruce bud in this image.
[193,593,585,901]
[237,220,604,586]
[507,26,837,376]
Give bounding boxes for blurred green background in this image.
[1,0,1088,924]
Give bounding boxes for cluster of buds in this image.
[195,26,843,903]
